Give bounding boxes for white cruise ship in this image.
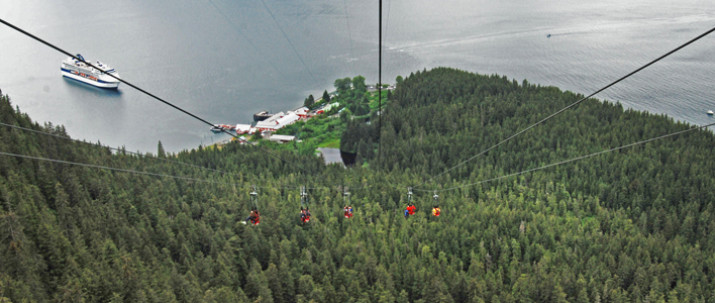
[60,54,120,88]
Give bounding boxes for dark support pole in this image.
[378,0,382,166]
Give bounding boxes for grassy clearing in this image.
[265,81,391,155]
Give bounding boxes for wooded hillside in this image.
[1,67,715,302]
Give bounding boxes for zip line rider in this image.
[342,188,353,219]
[246,208,260,225]
[300,186,311,224]
[405,203,416,218]
[404,187,416,218]
[432,205,441,217]
[245,185,260,225]
[344,206,353,218]
[301,207,311,223]
[430,191,441,218]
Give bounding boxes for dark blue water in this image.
[1,0,713,153]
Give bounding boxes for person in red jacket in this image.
[301,207,311,223]
[405,203,416,218]
[251,209,260,225]
[245,209,260,225]
[343,206,353,218]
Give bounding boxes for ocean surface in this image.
[1,0,714,153]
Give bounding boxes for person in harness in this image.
[405,203,416,218]
[246,208,260,225]
[432,205,441,217]
[344,206,353,218]
[301,207,311,223]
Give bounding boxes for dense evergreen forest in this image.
[1,67,715,302]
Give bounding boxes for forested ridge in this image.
[1,66,715,302]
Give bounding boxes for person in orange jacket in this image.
[432,205,441,217]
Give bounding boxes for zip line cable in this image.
[0,116,376,191]
[1,118,713,207]
[417,121,715,193]
[0,121,244,178]
[4,120,714,202]
[2,18,713,202]
[0,150,233,185]
[0,18,306,179]
[378,0,383,165]
[0,120,333,192]
[383,0,392,59]
[384,0,391,39]
[0,146,330,192]
[342,0,356,71]
[250,185,259,209]
[258,0,318,85]
[0,119,340,192]
[417,25,715,190]
[0,18,237,139]
[206,0,283,78]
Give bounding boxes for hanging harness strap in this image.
[408,187,413,205]
[432,191,440,217]
[249,185,260,225]
[405,187,415,218]
[250,185,258,209]
[300,186,310,223]
[343,187,353,218]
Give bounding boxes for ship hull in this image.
[61,69,120,89]
[253,112,272,122]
